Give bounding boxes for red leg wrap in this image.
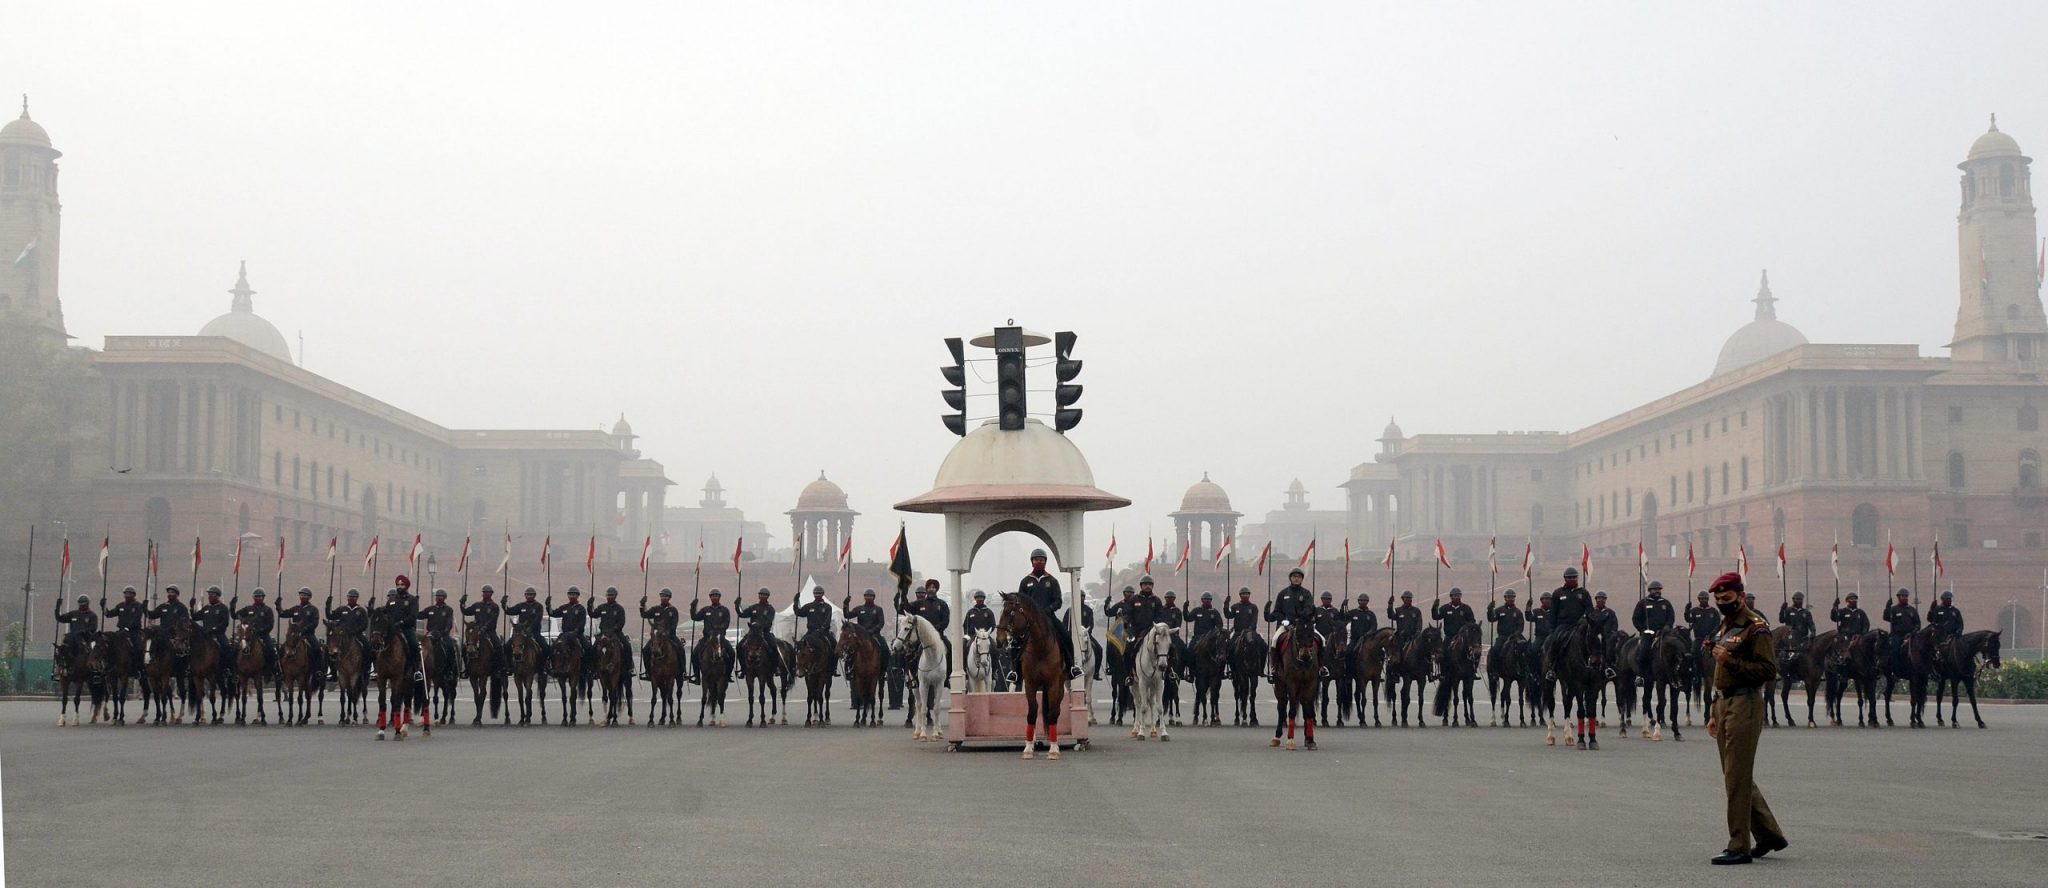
[1025,725,1035,742]
[1046,723,1058,744]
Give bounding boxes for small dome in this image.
[1713,270,1807,376]
[795,471,849,511]
[703,474,723,493]
[1969,115,2022,160]
[894,418,1129,514]
[1286,478,1306,494]
[198,262,291,363]
[1380,417,1403,441]
[0,100,52,150]
[611,414,635,437]
[1180,473,1234,513]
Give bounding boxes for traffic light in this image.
[1053,330,1083,433]
[994,326,1027,431]
[940,337,967,437]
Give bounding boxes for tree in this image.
[0,324,98,521]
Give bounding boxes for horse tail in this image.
[1431,677,1451,717]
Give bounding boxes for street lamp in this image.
[426,553,439,595]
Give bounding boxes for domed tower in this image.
[1713,271,1808,376]
[1376,417,1404,462]
[786,471,857,563]
[1953,115,2048,363]
[198,262,293,363]
[0,97,64,338]
[1169,473,1241,563]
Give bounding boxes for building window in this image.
[343,470,350,497]
[273,451,282,484]
[292,456,300,491]
[1948,406,1964,424]
[1950,522,1970,547]
[2022,450,2041,489]
[1851,504,1879,547]
[2026,532,2043,550]
[293,410,300,430]
[1531,504,1545,533]
[1703,423,1711,441]
[2022,405,2039,432]
[327,466,335,498]
[1529,468,1542,482]
[1740,411,1748,427]
[275,405,283,423]
[2001,162,2016,197]
[1722,461,1731,495]
[1948,451,1967,489]
[1669,477,1677,504]
[1740,456,1750,490]
[308,461,318,497]
[1687,430,1694,445]
[1686,471,1695,502]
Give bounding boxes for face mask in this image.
[1718,601,1742,617]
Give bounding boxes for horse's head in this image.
[1979,630,2003,669]
[896,614,921,648]
[82,633,112,678]
[1287,624,1317,668]
[994,593,1027,645]
[169,620,194,656]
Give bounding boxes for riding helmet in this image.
[1563,567,1580,579]
[1030,548,1048,560]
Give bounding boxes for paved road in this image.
[4,690,2045,887]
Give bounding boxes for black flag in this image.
[887,525,913,595]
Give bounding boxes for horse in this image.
[965,627,995,694]
[277,624,325,726]
[1187,629,1228,727]
[369,615,424,740]
[994,593,1064,760]
[421,631,460,727]
[172,621,227,726]
[898,613,949,744]
[642,631,681,727]
[695,635,731,727]
[86,630,136,725]
[737,630,781,728]
[1130,624,1173,741]
[1836,629,1886,727]
[507,627,548,725]
[591,633,634,726]
[231,623,270,726]
[1227,632,1267,727]
[1163,630,1189,728]
[1351,628,1394,727]
[53,631,100,727]
[1486,633,1534,727]
[1640,628,1691,741]
[1318,623,1349,727]
[774,636,798,724]
[463,625,508,726]
[1385,627,1441,728]
[1545,620,1607,750]
[1887,626,1939,728]
[143,624,186,725]
[795,635,833,727]
[1773,629,1839,728]
[839,623,885,727]
[1269,622,1320,751]
[324,621,370,727]
[549,633,586,727]
[1931,629,2002,729]
[1432,624,1481,727]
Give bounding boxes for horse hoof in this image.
[1303,741,1316,751]
[1269,737,1281,747]
[375,731,385,740]
[1022,747,1035,760]
[1285,739,1297,751]
[1130,730,1141,740]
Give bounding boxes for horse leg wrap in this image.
[1045,723,1058,744]
[1025,725,1035,743]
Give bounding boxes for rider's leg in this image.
[1056,627,1078,679]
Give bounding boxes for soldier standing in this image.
[1705,571,1789,865]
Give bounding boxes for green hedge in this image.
[1977,659,2048,700]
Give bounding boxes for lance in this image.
[689,551,701,680]
[1911,547,1920,607]
[99,532,110,614]
[1263,554,1274,648]
[19,527,33,691]
[190,536,200,605]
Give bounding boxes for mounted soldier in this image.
[234,589,280,680]
[1312,592,1340,639]
[1544,567,1593,678]
[1186,591,1224,643]
[147,586,190,633]
[105,586,146,674]
[503,587,550,675]
[962,589,997,638]
[1343,592,1379,659]
[1433,587,1476,641]
[1004,549,1078,682]
[844,589,888,662]
[1589,591,1619,650]
[688,590,733,683]
[1882,589,1920,666]
[1632,580,1676,675]
[1927,590,1963,642]
[1827,591,1869,670]
[418,589,460,678]
[1387,590,1423,645]
[1687,591,1719,645]
[735,588,782,680]
[461,585,505,676]
[590,587,634,678]
[1488,589,1525,652]
[902,578,955,681]
[278,588,326,678]
[640,589,681,681]
[326,589,371,665]
[1530,590,1554,649]
[192,587,235,683]
[1107,574,1165,679]
[54,594,98,664]
[1266,568,1323,680]
[1778,592,1816,645]
[794,585,837,677]
[1161,590,1184,632]
[380,576,423,682]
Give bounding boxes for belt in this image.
[1720,686,1761,698]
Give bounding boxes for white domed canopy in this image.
[1178,473,1234,513]
[896,419,1129,513]
[1713,271,1807,376]
[1969,115,2022,160]
[0,99,54,151]
[199,262,292,364]
[795,471,851,511]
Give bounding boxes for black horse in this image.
[1228,632,1266,726]
[1546,620,1607,751]
[1932,630,2002,729]
[1385,626,1440,727]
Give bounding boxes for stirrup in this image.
[1068,666,1082,679]
[1005,671,1020,684]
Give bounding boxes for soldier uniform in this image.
[1010,550,1077,680]
[845,590,888,665]
[54,596,98,663]
[1632,581,1676,674]
[1312,593,1340,638]
[1927,592,1963,640]
[590,588,635,678]
[147,587,190,632]
[1882,590,1920,666]
[418,590,460,678]
[105,588,146,673]
[381,578,422,681]
[326,590,371,657]
[1386,592,1422,643]
[1706,571,1788,865]
[1778,593,1816,645]
[234,591,281,679]
[192,590,234,682]
[503,589,551,676]
[278,589,326,677]
[795,588,836,676]
[1589,592,1620,652]
[461,586,506,677]
[735,590,781,679]
[1344,593,1379,658]
[639,590,681,680]
[1107,576,1166,679]
[1529,592,1554,646]
[687,592,734,683]
[1686,592,1719,647]
[1827,593,1868,670]
[1487,590,1524,650]
[1266,569,1323,679]
[1544,568,1593,677]
[1185,593,1224,641]
[1432,588,1476,640]
[903,581,954,683]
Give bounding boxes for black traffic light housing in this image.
[940,337,967,437]
[1053,330,1083,433]
[994,326,1027,431]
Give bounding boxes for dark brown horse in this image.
[421,631,460,726]
[1545,619,1605,750]
[1432,624,1481,727]
[642,632,682,727]
[233,623,269,726]
[696,636,731,727]
[1318,623,1349,727]
[507,627,548,725]
[54,632,100,727]
[143,625,185,725]
[1187,629,1227,727]
[463,626,508,726]
[1932,629,2002,729]
[1772,629,1840,728]
[278,624,324,725]
[795,636,832,726]
[369,615,423,739]
[996,593,1066,760]
[324,621,369,727]
[549,634,586,727]
[1386,626,1441,727]
[1269,622,1320,751]
[1351,628,1394,727]
[1486,633,1534,727]
[1227,632,1266,726]
[173,620,227,726]
[591,633,633,726]
[85,630,136,725]
[838,623,884,727]
[737,630,781,728]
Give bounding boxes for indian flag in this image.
[12,237,36,269]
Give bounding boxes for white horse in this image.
[966,628,994,693]
[1131,624,1173,741]
[898,614,948,742]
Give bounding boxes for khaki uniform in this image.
[1711,608,1786,854]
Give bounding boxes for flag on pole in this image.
[1382,538,1396,568]
[887,525,912,591]
[61,538,71,580]
[837,535,852,573]
[1489,536,1498,577]
[408,534,423,575]
[327,536,338,569]
[1580,544,1591,581]
[540,535,550,568]
[276,535,286,577]
[1520,541,1533,579]
[1687,543,1697,578]
[585,535,596,573]
[1214,535,1233,570]
[96,537,109,579]
[1434,539,1451,569]
[150,541,159,579]
[731,536,743,572]
[1297,538,1316,569]
[1174,540,1190,576]
[457,536,471,574]
[695,538,704,573]
[1830,533,1840,581]
[1637,541,1647,578]
[1144,538,1155,576]
[1885,536,1898,578]
[1105,532,1118,569]
[1932,540,1945,578]
[1737,544,1749,578]
[193,537,204,575]
[361,536,378,575]
[1342,538,1352,580]
[1255,541,1273,575]
[1775,543,1787,579]
[233,537,244,578]
[11,236,37,269]
[496,533,510,575]
[638,536,651,574]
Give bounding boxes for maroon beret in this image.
[1708,572,1744,593]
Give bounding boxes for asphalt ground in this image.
[3,684,2045,888]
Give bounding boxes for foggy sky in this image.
[9,3,2047,584]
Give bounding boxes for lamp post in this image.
[426,553,439,596]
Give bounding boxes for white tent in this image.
[774,575,843,641]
